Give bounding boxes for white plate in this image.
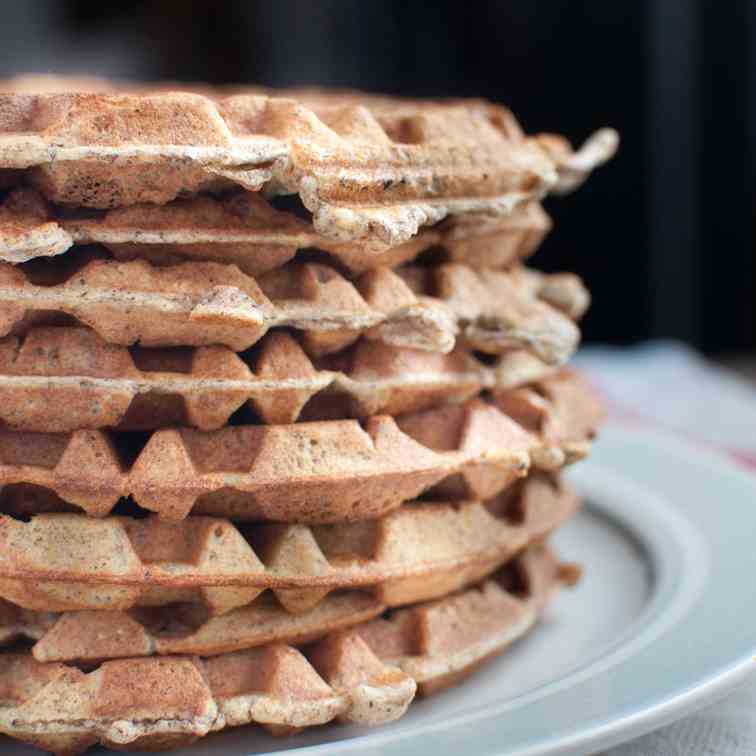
[6,426,756,756]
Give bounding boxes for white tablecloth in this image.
[575,342,756,756]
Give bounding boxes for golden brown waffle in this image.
[2,591,385,662]
[0,187,552,271]
[0,328,560,431]
[0,255,459,355]
[0,77,617,250]
[0,254,583,359]
[0,375,599,520]
[0,545,568,754]
[0,473,579,615]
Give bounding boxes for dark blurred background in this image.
[1,0,753,355]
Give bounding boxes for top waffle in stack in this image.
[0,76,617,254]
[0,76,615,756]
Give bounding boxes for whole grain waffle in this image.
[0,254,457,355]
[0,545,570,755]
[0,187,553,271]
[0,253,583,362]
[0,374,600,520]
[0,77,618,251]
[0,590,385,662]
[0,473,579,615]
[0,328,561,431]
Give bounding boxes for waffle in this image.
[0,253,583,361]
[1,590,385,662]
[0,328,560,431]
[0,374,599,520]
[0,254,456,355]
[0,187,553,271]
[0,78,618,250]
[0,545,570,755]
[0,473,579,615]
[1,253,583,359]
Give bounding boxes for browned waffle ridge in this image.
[396,262,588,362]
[0,376,601,521]
[0,328,566,431]
[0,545,569,755]
[0,187,553,271]
[0,473,578,615]
[0,255,584,362]
[0,77,618,250]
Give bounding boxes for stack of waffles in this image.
[0,77,617,755]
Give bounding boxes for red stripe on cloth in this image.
[602,400,756,472]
